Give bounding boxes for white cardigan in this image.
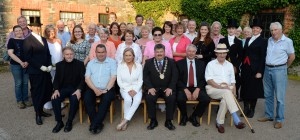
[115,42,142,64]
[117,62,143,93]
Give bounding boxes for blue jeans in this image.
[263,65,287,122]
[10,64,29,102]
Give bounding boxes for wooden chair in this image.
[207,99,233,126]
[63,98,83,124]
[121,99,147,123]
[177,100,202,124]
[87,98,115,124]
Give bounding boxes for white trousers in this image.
[206,85,239,124]
[121,91,142,121]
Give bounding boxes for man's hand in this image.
[192,89,200,100]
[148,88,156,96]
[164,88,172,97]
[184,88,192,100]
[255,73,262,78]
[94,88,103,96]
[72,89,81,100]
[51,90,60,100]
[40,66,48,72]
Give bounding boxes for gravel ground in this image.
[0,72,300,140]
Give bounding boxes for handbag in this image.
[2,50,10,61]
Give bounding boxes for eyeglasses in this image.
[74,31,83,33]
[153,34,162,37]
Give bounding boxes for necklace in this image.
[154,58,168,79]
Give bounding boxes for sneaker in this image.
[17,102,26,109]
[24,101,33,107]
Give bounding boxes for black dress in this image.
[193,40,215,65]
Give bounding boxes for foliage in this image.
[287,3,300,64]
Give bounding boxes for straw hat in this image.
[214,44,229,53]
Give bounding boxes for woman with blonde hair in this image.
[135,25,152,54]
[116,48,143,131]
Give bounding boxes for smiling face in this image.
[187,21,196,33]
[17,17,27,29]
[200,26,209,37]
[146,20,154,29]
[212,24,221,35]
[227,27,236,36]
[216,52,227,63]
[270,25,282,40]
[63,49,74,62]
[46,28,56,39]
[13,27,23,38]
[73,27,83,40]
[141,29,149,39]
[123,50,135,63]
[154,48,165,61]
[99,29,108,41]
[164,24,171,33]
[125,32,133,44]
[252,26,262,36]
[120,24,126,33]
[111,24,119,35]
[176,26,184,36]
[153,31,162,43]
[186,46,197,60]
[136,17,143,26]
[96,46,107,62]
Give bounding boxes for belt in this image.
[266,63,286,67]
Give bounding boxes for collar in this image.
[31,32,41,38]
[272,34,286,41]
[214,59,229,65]
[228,35,235,40]
[251,34,260,39]
[95,57,109,64]
[186,58,195,63]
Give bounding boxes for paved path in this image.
[0,72,300,140]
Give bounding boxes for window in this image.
[253,13,284,39]
[21,9,41,24]
[99,14,109,25]
[60,12,83,24]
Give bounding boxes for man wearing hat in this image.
[240,19,267,118]
[219,19,243,98]
[205,44,245,133]
[24,16,53,125]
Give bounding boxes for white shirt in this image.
[205,59,236,85]
[31,32,43,45]
[172,43,178,52]
[117,62,143,93]
[186,58,197,87]
[184,31,198,42]
[228,35,235,46]
[248,34,260,46]
[47,41,62,65]
[85,34,100,43]
[116,42,142,64]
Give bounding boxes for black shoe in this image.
[91,123,104,134]
[52,121,64,133]
[36,115,43,125]
[189,115,200,127]
[147,120,158,130]
[41,111,52,117]
[179,115,188,126]
[64,121,73,132]
[248,109,255,118]
[164,120,175,130]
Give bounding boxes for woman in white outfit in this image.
[116,48,143,131]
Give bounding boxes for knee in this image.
[177,94,186,103]
[166,93,176,102]
[70,95,79,102]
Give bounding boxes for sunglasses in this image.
[153,34,162,37]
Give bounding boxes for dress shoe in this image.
[17,101,26,109]
[64,121,73,132]
[179,115,188,126]
[41,111,52,117]
[36,115,43,125]
[274,122,282,129]
[164,120,176,130]
[248,109,255,118]
[235,122,246,129]
[91,123,104,134]
[52,121,64,133]
[258,117,273,122]
[147,120,158,130]
[188,116,200,127]
[216,124,225,133]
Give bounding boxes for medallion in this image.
[160,74,164,79]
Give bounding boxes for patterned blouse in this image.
[66,40,90,62]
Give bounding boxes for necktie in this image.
[189,61,194,87]
[158,61,163,72]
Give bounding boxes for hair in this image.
[193,22,213,46]
[43,24,57,39]
[141,25,150,33]
[87,23,97,34]
[97,23,104,28]
[119,22,127,31]
[174,22,187,33]
[122,48,136,67]
[154,44,165,51]
[13,25,22,31]
[17,15,27,23]
[98,27,110,36]
[67,19,76,25]
[109,12,117,19]
[186,44,197,52]
[211,21,222,30]
[270,22,282,30]
[188,19,197,25]
[146,18,155,27]
[70,25,85,44]
[237,26,242,31]
[56,20,64,25]
[62,46,74,53]
[96,44,106,52]
[163,21,173,35]
[152,26,163,35]
[124,30,134,39]
[109,22,121,36]
[135,14,144,21]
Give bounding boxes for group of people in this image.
[6,13,295,135]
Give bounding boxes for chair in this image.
[121,99,147,123]
[177,100,202,124]
[63,98,83,124]
[207,99,233,126]
[87,98,115,124]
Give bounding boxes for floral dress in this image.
[66,40,90,62]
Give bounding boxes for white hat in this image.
[214,44,229,53]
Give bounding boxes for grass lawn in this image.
[288,75,300,81]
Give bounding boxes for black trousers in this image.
[145,88,176,120]
[84,87,115,128]
[29,73,52,115]
[177,87,210,118]
[52,87,79,122]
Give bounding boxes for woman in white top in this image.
[116,48,143,131]
[116,30,142,64]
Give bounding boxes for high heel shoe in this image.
[116,119,127,131]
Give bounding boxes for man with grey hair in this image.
[176,44,210,127]
[184,20,198,42]
[56,20,70,48]
[211,21,224,47]
[86,23,100,44]
[258,22,295,129]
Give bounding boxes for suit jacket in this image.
[219,36,243,71]
[176,58,206,91]
[143,57,178,91]
[53,59,85,91]
[243,35,267,73]
[23,34,51,74]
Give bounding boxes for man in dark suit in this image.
[219,19,243,97]
[144,44,178,130]
[176,44,210,127]
[23,17,53,125]
[51,47,85,133]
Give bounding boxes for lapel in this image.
[224,36,230,48]
[30,34,44,47]
[194,59,199,78]
[248,35,261,48]
[233,37,240,45]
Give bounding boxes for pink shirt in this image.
[143,41,173,59]
[169,35,191,61]
[212,34,224,47]
[89,40,116,60]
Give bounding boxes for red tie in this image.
[189,61,194,87]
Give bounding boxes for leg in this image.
[121,91,133,120]
[163,90,176,121]
[10,65,23,102]
[125,91,142,121]
[21,69,29,102]
[263,67,274,119]
[177,90,187,117]
[52,88,72,122]
[68,93,79,123]
[145,91,159,120]
[273,66,287,122]
[84,88,96,126]
[94,88,115,127]
[193,90,210,117]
